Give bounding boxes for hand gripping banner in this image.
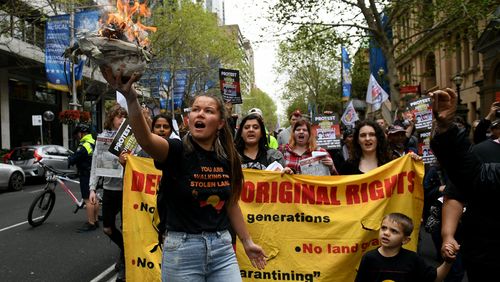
[123,155,424,282]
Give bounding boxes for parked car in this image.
[0,163,25,191]
[4,145,78,178]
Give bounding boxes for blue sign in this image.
[341,47,352,101]
[45,11,100,91]
[369,12,392,94]
[74,10,100,81]
[45,14,71,91]
[163,70,188,110]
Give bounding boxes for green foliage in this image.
[0,0,89,39]
[283,98,308,127]
[351,48,370,100]
[241,88,279,131]
[276,25,342,117]
[271,0,498,111]
[150,0,247,104]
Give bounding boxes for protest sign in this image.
[94,133,123,178]
[108,119,138,157]
[407,96,433,131]
[219,68,242,104]
[312,115,341,150]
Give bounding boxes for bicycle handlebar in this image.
[36,161,71,177]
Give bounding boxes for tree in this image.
[271,0,498,110]
[150,0,247,108]
[241,88,278,132]
[350,45,370,100]
[276,25,342,117]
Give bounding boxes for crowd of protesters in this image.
[74,64,500,282]
[206,96,497,282]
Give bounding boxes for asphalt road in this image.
[0,179,119,282]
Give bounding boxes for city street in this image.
[0,179,119,282]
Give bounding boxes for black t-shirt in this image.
[241,150,269,170]
[355,248,436,282]
[339,160,364,175]
[155,137,232,234]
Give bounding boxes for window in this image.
[11,16,24,40]
[425,53,437,89]
[455,35,462,73]
[43,146,59,156]
[0,11,9,33]
[56,146,72,157]
[463,36,470,70]
[11,148,35,160]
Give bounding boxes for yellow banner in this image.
[237,155,424,281]
[123,154,424,282]
[122,156,162,281]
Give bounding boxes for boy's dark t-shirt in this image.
[155,137,232,234]
[355,248,437,282]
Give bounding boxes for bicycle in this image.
[27,161,101,227]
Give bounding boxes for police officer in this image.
[69,123,98,232]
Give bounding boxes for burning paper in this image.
[75,0,156,79]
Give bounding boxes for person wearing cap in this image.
[248,108,279,149]
[491,119,500,137]
[277,110,302,146]
[473,101,500,144]
[387,124,417,159]
[68,123,98,232]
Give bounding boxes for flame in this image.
[98,0,156,48]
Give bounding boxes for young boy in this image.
[355,212,457,282]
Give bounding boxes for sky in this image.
[223,1,286,115]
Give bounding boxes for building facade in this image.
[0,1,110,150]
[1,0,246,151]
[392,4,499,122]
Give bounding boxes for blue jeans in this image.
[162,230,241,282]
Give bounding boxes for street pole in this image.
[170,67,175,121]
[70,4,78,110]
[40,124,44,145]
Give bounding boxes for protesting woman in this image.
[339,120,392,175]
[281,118,337,175]
[88,104,128,281]
[100,66,266,281]
[235,113,285,170]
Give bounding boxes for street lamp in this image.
[378,67,385,81]
[453,74,468,120]
[453,74,464,104]
[378,67,385,91]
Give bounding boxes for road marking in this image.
[90,264,116,282]
[106,274,118,282]
[29,189,45,194]
[0,221,28,232]
[0,217,43,232]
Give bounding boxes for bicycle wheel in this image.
[28,190,56,227]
